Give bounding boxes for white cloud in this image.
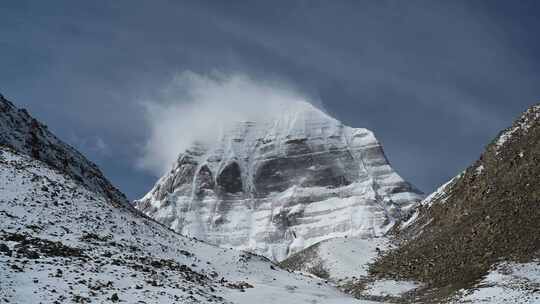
[137,71,318,176]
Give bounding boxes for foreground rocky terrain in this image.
[135,101,422,261]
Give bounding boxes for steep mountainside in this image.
[135,101,422,261]
[0,147,367,304]
[0,94,128,207]
[370,104,540,301]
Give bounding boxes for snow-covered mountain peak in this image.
[136,101,422,261]
[193,100,354,155]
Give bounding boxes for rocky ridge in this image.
[369,103,540,301]
[0,94,128,207]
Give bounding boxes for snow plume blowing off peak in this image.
[138,71,324,176]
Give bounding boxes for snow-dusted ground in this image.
[452,261,540,303]
[363,279,419,298]
[280,236,424,301]
[0,148,369,304]
[301,236,391,281]
[318,237,389,280]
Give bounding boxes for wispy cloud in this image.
[137,71,317,175]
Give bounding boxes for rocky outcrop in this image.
[135,101,422,261]
[371,104,540,292]
[0,94,129,207]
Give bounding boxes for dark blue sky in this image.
[2,1,540,199]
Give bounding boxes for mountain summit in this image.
[135,101,422,261]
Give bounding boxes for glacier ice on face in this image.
[135,101,423,261]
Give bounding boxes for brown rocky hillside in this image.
[371,104,540,292]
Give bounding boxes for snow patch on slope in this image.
[453,260,540,303]
[363,280,420,298]
[316,237,390,280]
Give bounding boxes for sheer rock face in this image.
[0,94,129,207]
[135,102,422,261]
